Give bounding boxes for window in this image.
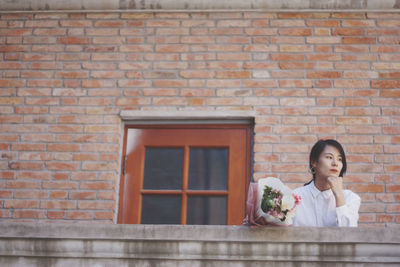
[118,124,252,225]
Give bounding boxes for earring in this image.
[310,167,316,175]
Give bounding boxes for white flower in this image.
[256,177,299,226]
[281,195,295,211]
[285,210,295,224]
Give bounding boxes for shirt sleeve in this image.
[335,192,361,227]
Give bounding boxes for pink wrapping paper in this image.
[242,182,286,227]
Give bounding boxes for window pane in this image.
[141,195,181,224]
[187,196,227,225]
[188,148,228,190]
[143,147,183,190]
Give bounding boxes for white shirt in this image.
[292,181,361,227]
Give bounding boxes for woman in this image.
[293,139,361,227]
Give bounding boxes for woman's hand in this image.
[327,176,345,207]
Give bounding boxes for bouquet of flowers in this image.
[243,177,301,226]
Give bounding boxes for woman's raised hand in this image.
[327,176,345,207]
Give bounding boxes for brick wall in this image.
[0,11,399,227]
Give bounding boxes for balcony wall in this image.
[0,223,399,266]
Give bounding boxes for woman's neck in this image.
[314,176,331,191]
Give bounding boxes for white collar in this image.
[308,180,333,199]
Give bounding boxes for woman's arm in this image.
[328,176,361,227]
[335,193,361,227]
[328,176,345,207]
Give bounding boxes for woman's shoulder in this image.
[292,182,311,195]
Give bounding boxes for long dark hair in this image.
[305,139,347,185]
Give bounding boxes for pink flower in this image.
[293,193,301,206]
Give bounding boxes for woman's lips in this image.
[330,169,338,173]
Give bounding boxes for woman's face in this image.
[313,145,343,179]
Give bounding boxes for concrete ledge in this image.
[1,223,399,266]
[1,0,399,11]
[120,110,256,124]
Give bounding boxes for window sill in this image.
[120,110,256,124]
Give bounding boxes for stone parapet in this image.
[1,0,399,11]
[0,223,399,266]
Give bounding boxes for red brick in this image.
[308,71,341,79]
[280,62,313,69]
[243,80,278,88]
[307,37,341,44]
[0,115,22,123]
[33,28,67,36]
[78,201,114,210]
[50,191,68,199]
[359,214,376,223]
[14,190,48,199]
[280,45,313,52]
[67,211,93,220]
[270,54,304,61]
[80,182,113,190]
[215,71,250,79]
[280,80,312,88]
[0,190,12,197]
[187,98,204,106]
[0,79,25,87]
[309,125,346,134]
[47,144,80,152]
[332,28,366,35]
[17,171,51,180]
[70,192,97,200]
[245,28,277,36]
[343,37,376,44]
[334,80,370,88]
[181,89,215,97]
[27,79,62,87]
[42,181,78,189]
[244,44,278,52]
[25,20,56,27]
[30,62,62,70]
[0,29,32,36]
[4,200,39,209]
[92,20,125,27]
[371,80,400,89]
[11,143,45,151]
[306,20,339,27]
[307,54,341,61]
[377,215,395,223]
[342,19,375,27]
[46,162,79,171]
[377,20,400,27]
[41,200,76,209]
[379,72,400,79]
[14,210,47,219]
[82,80,115,88]
[71,172,97,181]
[58,37,90,44]
[180,70,214,79]
[48,211,65,219]
[142,89,177,96]
[72,153,98,161]
[334,45,369,53]
[95,212,114,220]
[279,28,312,36]
[347,184,384,193]
[20,71,53,79]
[6,181,41,189]
[54,71,87,79]
[336,117,371,125]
